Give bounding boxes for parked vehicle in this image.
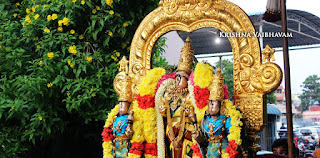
[277,128,303,140]
[297,127,320,143]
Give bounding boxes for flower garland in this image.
[189,62,243,158]
[129,68,166,158]
[102,105,119,158]
[155,78,175,158]
[223,100,243,158]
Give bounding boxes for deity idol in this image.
[102,56,134,158]
[191,67,238,158]
[156,37,196,158]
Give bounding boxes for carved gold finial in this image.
[119,56,129,75]
[176,37,194,74]
[113,56,132,102]
[261,44,276,62]
[209,67,224,101]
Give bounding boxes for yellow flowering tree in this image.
[0,0,160,157]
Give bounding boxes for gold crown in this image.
[176,37,194,75]
[113,56,132,102]
[209,67,224,101]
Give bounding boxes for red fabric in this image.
[155,72,175,94]
[129,142,144,155]
[194,86,210,109]
[191,144,202,158]
[226,140,239,158]
[101,126,113,142]
[135,94,155,109]
[145,143,157,156]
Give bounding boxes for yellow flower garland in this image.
[102,105,119,158]
[129,68,166,158]
[193,62,214,88]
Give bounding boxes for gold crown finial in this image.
[209,67,224,101]
[113,56,132,102]
[176,37,194,74]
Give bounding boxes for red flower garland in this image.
[193,85,210,109]
[224,85,229,100]
[191,143,202,158]
[145,143,157,156]
[226,140,239,158]
[129,142,144,155]
[101,126,113,142]
[135,94,155,109]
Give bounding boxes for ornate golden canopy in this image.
[121,0,283,156]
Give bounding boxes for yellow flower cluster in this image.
[47,82,53,88]
[38,116,43,120]
[106,0,113,6]
[137,68,166,97]
[48,14,58,21]
[44,28,50,33]
[59,17,70,26]
[34,14,39,20]
[123,22,129,27]
[13,13,18,18]
[67,60,75,68]
[96,6,100,10]
[70,30,75,34]
[225,100,242,145]
[194,62,214,88]
[79,34,84,39]
[81,0,85,5]
[57,27,63,32]
[68,45,77,55]
[111,55,118,61]
[38,60,43,66]
[47,52,54,59]
[86,56,92,62]
[72,0,77,2]
[92,9,97,14]
[108,31,113,37]
[109,10,114,15]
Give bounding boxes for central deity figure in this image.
[156,37,195,158]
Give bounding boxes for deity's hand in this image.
[192,127,205,144]
[172,139,182,148]
[159,96,168,117]
[125,124,134,139]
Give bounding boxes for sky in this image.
[163,0,320,95]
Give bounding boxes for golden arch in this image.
[127,0,283,154]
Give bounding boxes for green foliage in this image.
[298,74,320,112]
[215,59,233,100]
[0,0,159,157]
[266,91,277,104]
[152,37,168,68]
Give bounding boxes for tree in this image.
[215,59,233,100]
[267,91,277,104]
[298,74,320,112]
[0,0,159,157]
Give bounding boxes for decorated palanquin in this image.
[102,0,283,158]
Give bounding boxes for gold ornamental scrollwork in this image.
[124,0,283,156]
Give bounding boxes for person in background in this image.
[272,138,288,156]
[280,123,286,129]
